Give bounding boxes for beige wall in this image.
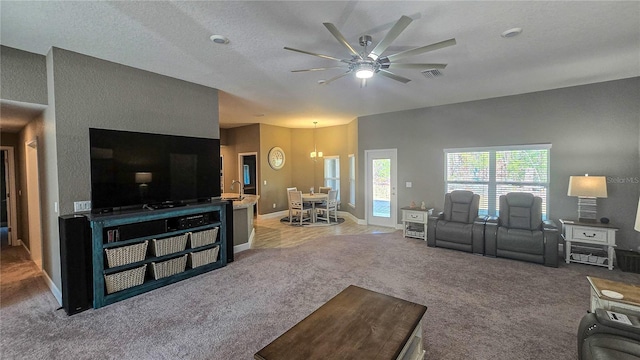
[222,124,260,198]
[260,124,292,214]
[15,116,45,250]
[223,122,355,216]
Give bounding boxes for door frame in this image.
[238,152,258,212]
[1,146,19,246]
[364,148,398,227]
[25,138,43,270]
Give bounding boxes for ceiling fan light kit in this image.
[285,15,456,85]
[355,64,375,79]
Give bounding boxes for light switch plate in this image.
[406,182,412,188]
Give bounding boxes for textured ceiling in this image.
[1,1,639,129]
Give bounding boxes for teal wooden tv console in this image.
[88,202,227,308]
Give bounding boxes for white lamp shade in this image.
[135,172,153,184]
[567,176,608,198]
[635,197,640,232]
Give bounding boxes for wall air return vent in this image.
[421,69,443,78]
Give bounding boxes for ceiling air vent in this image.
[421,69,443,78]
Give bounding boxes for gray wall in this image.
[0,46,47,105]
[358,77,640,250]
[40,47,219,289]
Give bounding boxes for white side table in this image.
[560,219,618,270]
[402,207,432,241]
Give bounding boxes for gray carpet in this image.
[1,231,639,360]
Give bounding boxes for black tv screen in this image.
[89,128,220,212]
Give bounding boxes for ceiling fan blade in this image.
[382,63,447,70]
[368,15,413,60]
[323,22,363,59]
[291,66,344,73]
[383,38,457,63]
[321,71,352,85]
[377,70,412,84]
[284,47,347,63]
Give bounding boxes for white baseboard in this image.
[395,224,404,230]
[42,270,62,306]
[257,210,288,220]
[338,211,366,225]
[20,240,31,254]
[234,242,251,253]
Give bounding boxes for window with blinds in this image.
[445,145,550,218]
[324,156,340,201]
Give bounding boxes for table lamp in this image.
[567,175,607,223]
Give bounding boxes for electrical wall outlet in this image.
[273,203,276,208]
[74,201,92,212]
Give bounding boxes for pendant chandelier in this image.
[310,121,323,160]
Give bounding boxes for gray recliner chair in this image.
[427,190,486,254]
[485,192,558,267]
[578,309,640,360]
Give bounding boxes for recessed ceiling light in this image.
[501,28,523,38]
[209,35,230,44]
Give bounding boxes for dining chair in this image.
[318,186,332,194]
[289,190,312,225]
[316,190,338,223]
[286,187,297,222]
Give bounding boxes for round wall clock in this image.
[268,146,286,170]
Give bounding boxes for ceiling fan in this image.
[284,15,456,85]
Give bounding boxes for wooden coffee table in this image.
[255,285,427,360]
[587,276,640,313]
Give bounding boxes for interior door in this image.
[365,149,397,227]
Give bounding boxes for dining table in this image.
[301,193,328,223]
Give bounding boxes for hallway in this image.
[0,245,56,311]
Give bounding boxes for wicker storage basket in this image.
[188,246,219,269]
[104,264,147,294]
[149,254,188,280]
[150,234,188,257]
[188,227,219,248]
[104,240,148,268]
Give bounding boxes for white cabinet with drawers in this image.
[560,219,618,270]
[402,207,433,241]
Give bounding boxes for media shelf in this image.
[88,202,227,308]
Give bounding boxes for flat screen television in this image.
[89,128,220,213]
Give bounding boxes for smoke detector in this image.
[501,28,523,38]
[210,35,230,44]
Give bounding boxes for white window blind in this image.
[324,156,340,201]
[445,145,550,218]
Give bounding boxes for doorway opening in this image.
[1,146,18,249]
[238,152,258,215]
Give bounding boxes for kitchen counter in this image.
[221,193,259,209]
[221,193,259,252]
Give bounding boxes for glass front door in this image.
[365,149,397,227]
